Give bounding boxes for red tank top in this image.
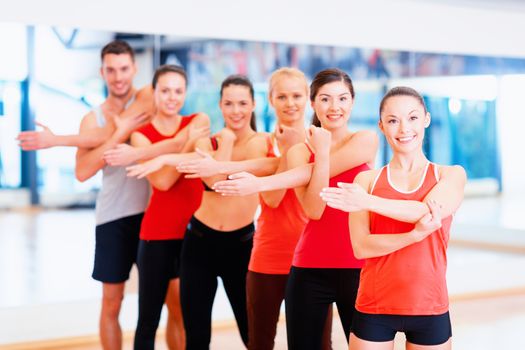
[250,136,309,274]
[292,145,369,268]
[356,163,452,315]
[136,114,204,240]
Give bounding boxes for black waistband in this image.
[188,216,254,240]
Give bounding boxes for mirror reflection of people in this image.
[321,86,466,350]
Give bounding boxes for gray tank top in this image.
[93,100,150,225]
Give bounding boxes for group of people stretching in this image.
[17,39,466,350]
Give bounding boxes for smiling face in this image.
[311,80,353,130]
[100,53,136,98]
[379,95,430,154]
[220,84,255,131]
[154,72,186,117]
[269,75,308,126]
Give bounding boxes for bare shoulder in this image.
[438,164,467,182]
[354,168,380,192]
[195,136,213,151]
[348,129,378,145]
[190,112,210,124]
[288,141,309,156]
[246,132,269,147]
[130,131,151,147]
[135,85,153,100]
[287,142,311,167]
[244,132,270,156]
[79,110,98,131]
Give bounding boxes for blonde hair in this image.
[268,67,309,97]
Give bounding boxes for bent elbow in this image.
[153,179,174,192]
[353,250,366,260]
[306,209,323,221]
[154,182,171,192]
[351,243,369,260]
[75,169,89,183]
[266,201,280,209]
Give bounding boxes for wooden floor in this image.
[9,293,525,350]
[2,195,525,350]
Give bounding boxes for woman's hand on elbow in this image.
[412,200,442,242]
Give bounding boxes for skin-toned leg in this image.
[165,278,185,350]
[406,338,451,350]
[349,333,394,350]
[100,282,125,350]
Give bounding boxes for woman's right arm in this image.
[176,155,279,179]
[129,132,187,191]
[104,112,210,166]
[322,165,466,223]
[349,174,443,259]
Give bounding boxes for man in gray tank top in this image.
[74,40,151,350]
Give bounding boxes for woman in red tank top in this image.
[213,68,378,350]
[321,87,466,350]
[129,65,209,350]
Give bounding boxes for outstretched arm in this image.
[212,163,313,196]
[17,121,113,150]
[104,112,210,166]
[176,153,279,179]
[349,199,442,259]
[126,151,201,179]
[321,165,466,223]
[19,85,154,151]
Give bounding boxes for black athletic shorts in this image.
[352,310,452,346]
[92,213,143,283]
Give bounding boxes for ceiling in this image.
[416,0,525,12]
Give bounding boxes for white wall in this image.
[497,75,525,195]
[1,0,525,58]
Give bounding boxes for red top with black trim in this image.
[292,144,369,268]
[356,162,452,315]
[135,114,204,240]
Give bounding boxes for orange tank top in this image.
[249,136,309,274]
[356,162,453,315]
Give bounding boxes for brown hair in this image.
[379,86,427,117]
[152,64,187,89]
[100,40,135,62]
[220,74,257,131]
[310,68,354,126]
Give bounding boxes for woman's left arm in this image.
[322,165,466,223]
[423,165,467,217]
